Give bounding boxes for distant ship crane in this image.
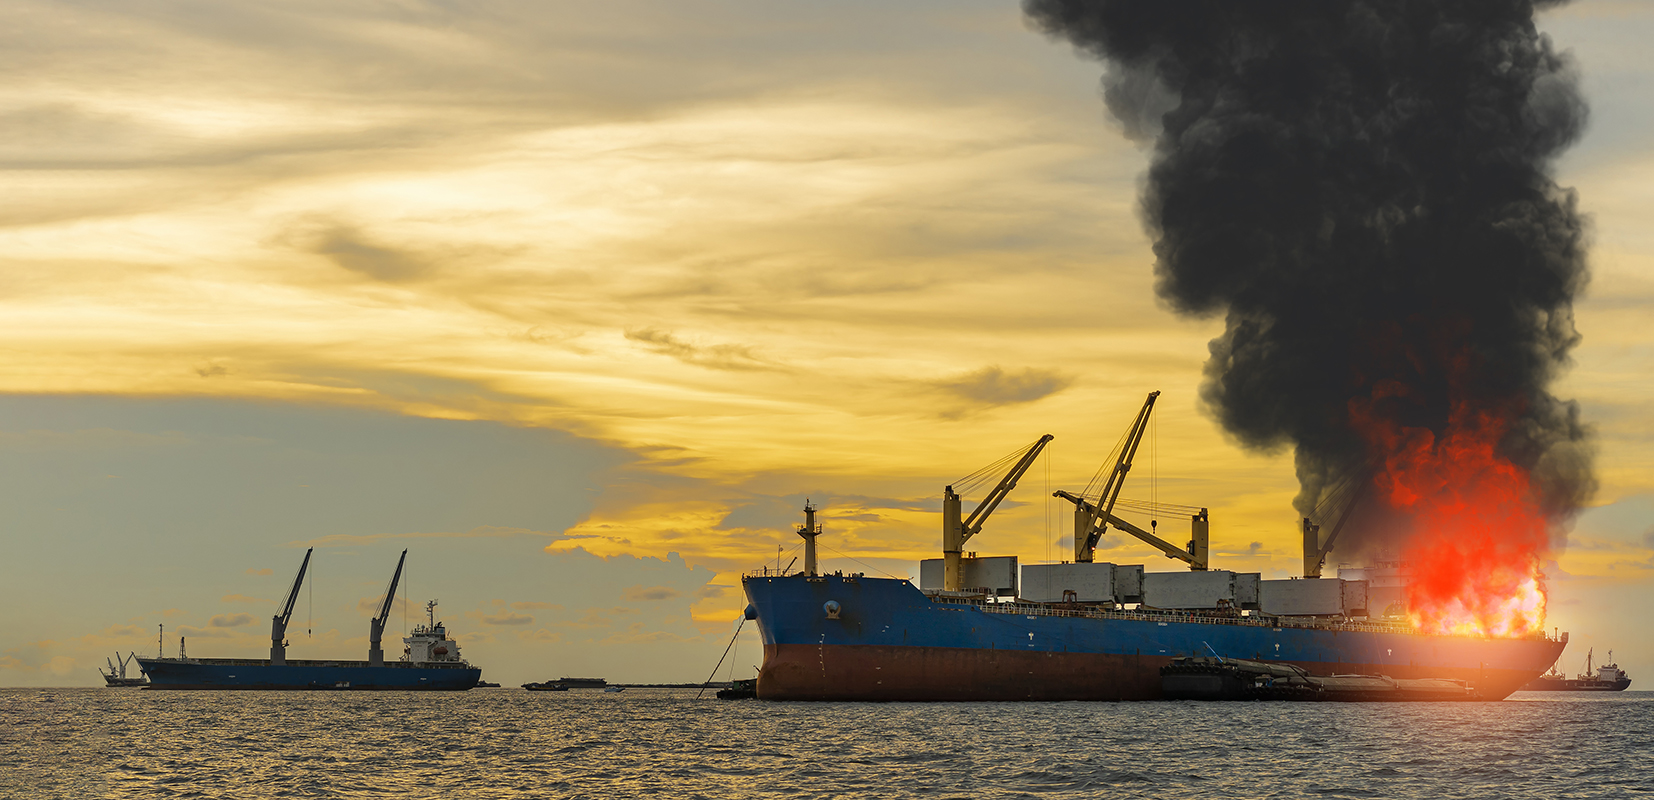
[270,548,314,665]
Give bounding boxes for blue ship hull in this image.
[743,574,1565,701]
[136,657,480,690]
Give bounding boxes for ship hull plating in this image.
[745,574,1565,702]
[136,658,480,690]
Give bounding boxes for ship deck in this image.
[145,657,475,669]
[925,593,1526,640]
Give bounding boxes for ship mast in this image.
[797,501,821,577]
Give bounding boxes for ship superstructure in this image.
[137,549,480,690]
[402,600,466,664]
[743,391,1569,701]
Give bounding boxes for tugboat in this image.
[716,678,757,699]
[100,652,147,687]
[1521,649,1632,691]
[522,681,569,691]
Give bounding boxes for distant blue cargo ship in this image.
[135,658,480,691]
[138,549,482,691]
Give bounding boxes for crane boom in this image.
[1055,491,1208,570]
[368,549,407,667]
[942,434,1053,592]
[269,548,314,665]
[1304,481,1370,577]
[1076,391,1158,562]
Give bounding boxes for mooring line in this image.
[697,617,746,698]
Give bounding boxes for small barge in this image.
[1161,656,1482,701]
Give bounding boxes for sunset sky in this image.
[3,0,1651,687]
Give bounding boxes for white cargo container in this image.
[1341,579,1369,616]
[1234,573,1261,610]
[1113,564,1144,603]
[1021,562,1115,603]
[919,555,1019,597]
[1141,570,1236,609]
[1259,578,1344,616]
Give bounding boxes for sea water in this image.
[2,688,1648,799]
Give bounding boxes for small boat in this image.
[716,678,757,700]
[475,681,501,688]
[522,681,569,691]
[555,677,607,689]
[603,686,625,693]
[100,652,147,688]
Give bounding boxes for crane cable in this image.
[951,436,1047,497]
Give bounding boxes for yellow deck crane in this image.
[1301,459,1374,577]
[1054,391,1209,570]
[941,434,1054,591]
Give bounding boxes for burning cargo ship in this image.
[743,393,1567,701]
[138,549,481,690]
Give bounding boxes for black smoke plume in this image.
[1024,0,1593,555]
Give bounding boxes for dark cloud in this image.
[624,586,681,602]
[174,625,234,638]
[295,222,431,282]
[624,328,778,372]
[195,361,229,378]
[938,366,1073,406]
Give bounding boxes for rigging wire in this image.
[1150,408,1158,534]
[751,540,804,575]
[951,436,1047,497]
[1043,439,1051,565]
[1112,497,1204,516]
[1305,455,1381,526]
[820,543,901,580]
[1081,421,1134,500]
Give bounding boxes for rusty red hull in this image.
[758,643,1549,701]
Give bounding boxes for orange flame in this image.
[1351,372,1549,638]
